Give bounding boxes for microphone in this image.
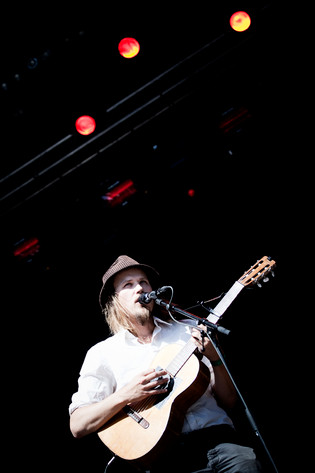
[138,286,170,304]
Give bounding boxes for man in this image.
[69,255,262,472]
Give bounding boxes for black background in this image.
[1,5,302,472]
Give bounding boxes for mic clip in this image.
[139,286,170,304]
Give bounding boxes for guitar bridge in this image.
[121,368,175,429]
[123,405,150,429]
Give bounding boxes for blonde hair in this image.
[103,293,171,335]
[103,293,135,334]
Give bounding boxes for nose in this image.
[135,282,144,293]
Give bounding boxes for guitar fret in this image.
[165,282,247,377]
[207,281,244,322]
[165,259,276,378]
[166,339,196,377]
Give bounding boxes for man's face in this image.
[113,267,154,322]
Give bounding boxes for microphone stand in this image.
[155,298,231,335]
[155,298,279,473]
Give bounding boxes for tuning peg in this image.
[263,276,269,283]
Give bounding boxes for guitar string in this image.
[134,395,156,413]
[133,340,197,414]
[133,297,216,414]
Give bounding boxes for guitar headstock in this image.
[238,256,276,287]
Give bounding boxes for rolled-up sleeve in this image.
[69,344,116,415]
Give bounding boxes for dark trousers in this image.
[154,425,262,473]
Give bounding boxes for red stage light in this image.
[118,37,140,58]
[219,106,251,134]
[75,115,96,135]
[102,179,136,207]
[13,237,40,259]
[230,11,251,32]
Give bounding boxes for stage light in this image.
[101,179,136,207]
[118,37,140,58]
[230,11,251,32]
[13,237,40,260]
[75,115,96,135]
[219,106,251,134]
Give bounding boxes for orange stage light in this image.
[230,11,251,32]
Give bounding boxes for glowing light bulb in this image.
[118,37,140,58]
[230,11,251,32]
[75,115,96,135]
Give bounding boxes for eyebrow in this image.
[121,277,133,284]
[117,274,148,287]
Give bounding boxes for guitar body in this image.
[98,343,210,467]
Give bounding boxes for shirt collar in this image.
[123,316,172,343]
[153,315,172,327]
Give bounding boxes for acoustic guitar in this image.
[98,256,276,467]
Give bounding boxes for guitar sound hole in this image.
[154,376,174,405]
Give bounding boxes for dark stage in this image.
[1,5,300,473]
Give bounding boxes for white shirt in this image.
[69,317,233,433]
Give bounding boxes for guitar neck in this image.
[166,280,245,377]
[166,256,276,377]
[206,281,244,324]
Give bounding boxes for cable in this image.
[164,287,206,338]
[104,455,116,473]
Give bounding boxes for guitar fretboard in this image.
[166,280,245,377]
[206,281,244,323]
[166,339,196,377]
